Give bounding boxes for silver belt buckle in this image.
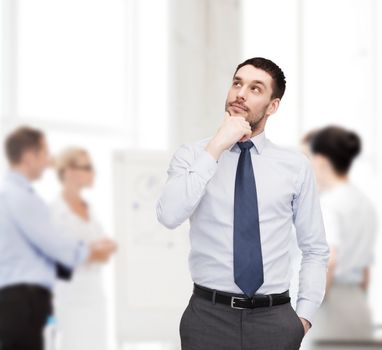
[231,296,249,309]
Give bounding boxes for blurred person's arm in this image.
[320,200,341,295]
[360,267,370,291]
[51,207,117,266]
[8,190,115,268]
[326,246,337,294]
[293,158,330,333]
[359,205,378,291]
[157,113,251,229]
[87,239,117,263]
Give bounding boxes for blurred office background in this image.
[0,0,381,349]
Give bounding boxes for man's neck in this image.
[62,186,83,204]
[11,165,33,182]
[251,128,265,138]
[321,175,348,192]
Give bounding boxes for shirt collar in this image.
[229,131,266,154]
[5,170,34,192]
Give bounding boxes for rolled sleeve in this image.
[189,149,218,181]
[296,299,317,325]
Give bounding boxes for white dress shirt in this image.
[320,183,377,284]
[157,132,329,323]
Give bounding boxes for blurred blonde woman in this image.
[51,147,115,350]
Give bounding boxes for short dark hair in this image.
[5,126,45,165]
[301,129,320,145]
[234,57,286,100]
[309,126,361,175]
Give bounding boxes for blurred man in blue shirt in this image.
[0,126,116,350]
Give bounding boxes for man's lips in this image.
[230,103,248,112]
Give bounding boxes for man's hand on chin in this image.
[205,111,252,160]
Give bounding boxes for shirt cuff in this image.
[73,240,90,267]
[296,299,319,326]
[189,150,218,182]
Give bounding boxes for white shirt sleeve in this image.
[292,159,330,324]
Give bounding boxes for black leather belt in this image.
[193,284,290,309]
[0,284,51,300]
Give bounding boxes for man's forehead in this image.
[234,65,272,85]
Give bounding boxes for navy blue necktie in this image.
[234,141,264,297]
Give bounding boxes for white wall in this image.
[168,0,241,147]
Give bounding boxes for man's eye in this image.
[233,82,241,87]
[251,86,261,93]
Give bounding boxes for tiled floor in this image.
[122,342,179,350]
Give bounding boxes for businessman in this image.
[157,57,329,349]
[0,126,116,350]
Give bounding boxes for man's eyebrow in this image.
[233,76,266,87]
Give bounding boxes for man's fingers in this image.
[241,121,251,129]
[232,116,246,123]
[239,121,251,131]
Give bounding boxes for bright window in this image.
[17,0,127,130]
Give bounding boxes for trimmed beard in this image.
[248,114,266,132]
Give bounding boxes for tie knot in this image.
[237,141,254,151]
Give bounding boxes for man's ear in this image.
[22,150,34,166]
[266,98,280,116]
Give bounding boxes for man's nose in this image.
[237,86,247,101]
